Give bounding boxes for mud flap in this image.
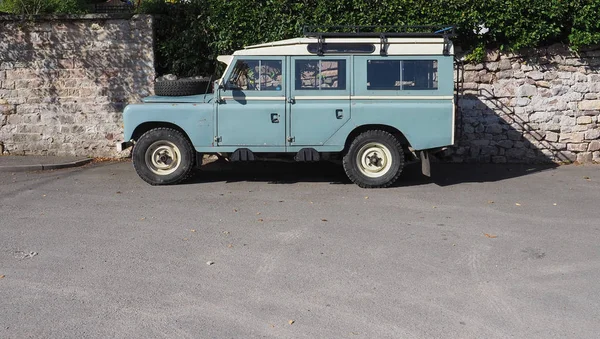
[419,151,431,177]
[295,148,320,162]
[231,148,255,162]
[117,140,133,152]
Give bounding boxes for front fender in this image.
[122,103,214,147]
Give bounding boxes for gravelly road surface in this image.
[1,161,599,338]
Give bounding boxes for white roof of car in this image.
[234,37,453,56]
[217,36,453,66]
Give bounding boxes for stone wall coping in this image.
[0,13,149,22]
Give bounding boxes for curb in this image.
[0,158,93,173]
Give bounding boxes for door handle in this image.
[271,113,280,123]
[336,109,344,119]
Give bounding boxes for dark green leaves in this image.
[137,0,600,75]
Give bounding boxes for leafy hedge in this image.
[138,0,216,77]
[3,0,599,75]
[570,0,600,51]
[138,0,600,77]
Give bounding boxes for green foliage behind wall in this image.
[0,0,89,15]
[139,0,600,77]
[3,0,599,76]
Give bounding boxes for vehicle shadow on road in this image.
[188,161,349,185]
[185,160,558,187]
[422,162,557,187]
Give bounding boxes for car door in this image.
[217,57,286,146]
[289,56,351,146]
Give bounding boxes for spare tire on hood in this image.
[154,79,210,96]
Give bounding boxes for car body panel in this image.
[123,103,214,148]
[289,56,352,146]
[216,56,287,147]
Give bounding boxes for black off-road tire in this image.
[132,128,196,185]
[342,130,404,188]
[154,79,209,96]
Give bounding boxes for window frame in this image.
[294,59,348,91]
[366,59,438,91]
[291,56,351,97]
[222,56,285,96]
[354,55,452,97]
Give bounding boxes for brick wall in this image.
[0,14,154,157]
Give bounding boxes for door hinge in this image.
[287,137,295,143]
[214,136,222,143]
[287,97,295,104]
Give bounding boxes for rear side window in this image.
[227,59,282,91]
[366,60,438,90]
[295,59,346,90]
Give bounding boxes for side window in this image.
[227,59,282,91]
[366,60,400,90]
[295,59,346,90]
[403,60,438,90]
[367,60,438,90]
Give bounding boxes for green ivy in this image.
[569,0,600,50]
[464,44,486,63]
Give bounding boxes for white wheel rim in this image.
[144,140,182,176]
[356,142,393,178]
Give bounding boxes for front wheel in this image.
[132,128,195,185]
[342,130,404,188]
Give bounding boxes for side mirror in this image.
[226,79,238,89]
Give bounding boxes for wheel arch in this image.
[131,122,193,144]
[344,124,411,152]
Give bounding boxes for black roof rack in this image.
[302,25,456,56]
[303,25,456,38]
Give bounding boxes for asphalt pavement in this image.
[0,160,599,338]
[0,155,92,172]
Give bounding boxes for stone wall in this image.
[451,44,600,164]
[0,14,154,157]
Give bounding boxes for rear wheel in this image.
[132,128,195,185]
[343,130,404,188]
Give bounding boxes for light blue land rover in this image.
[119,26,456,188]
